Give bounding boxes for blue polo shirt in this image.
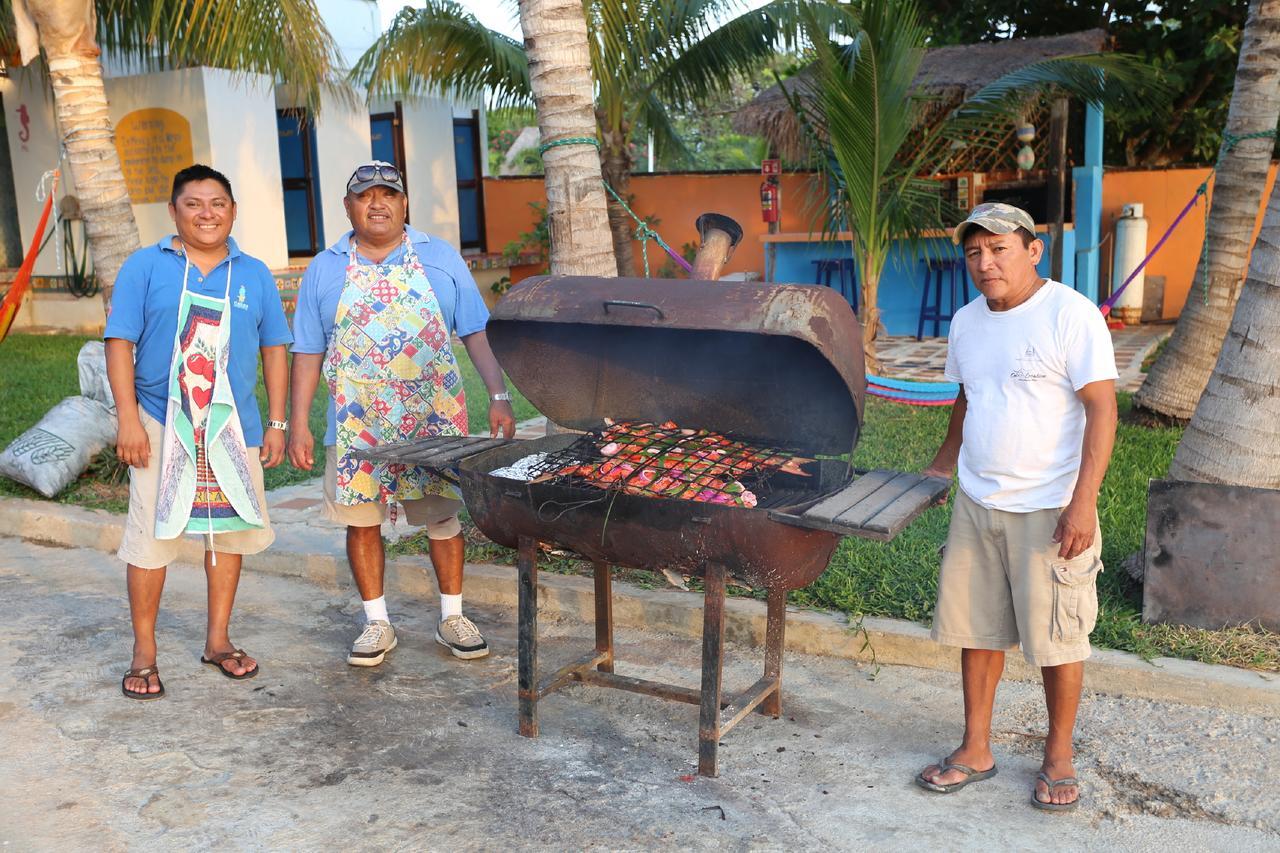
[104,236,293,447]
[291,226,490,445]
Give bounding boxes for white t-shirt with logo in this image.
[943,280,1117,512]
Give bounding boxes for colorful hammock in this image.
[866,373,958,406]
[0,171,58,346]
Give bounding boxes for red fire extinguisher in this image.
[760,179,779,224]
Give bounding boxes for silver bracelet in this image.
[490,392,511,402]
[266,419,288,431]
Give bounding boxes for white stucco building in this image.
[0,0,491,330]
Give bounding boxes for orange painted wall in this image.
[488,165,1280,318]
[484,172,821,279]
[1100,164,1278,319]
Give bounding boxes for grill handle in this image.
[602,300,665,320]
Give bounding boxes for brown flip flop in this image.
[1031,772,1081,811]
[200,649,259,680]
[122,665,165,700]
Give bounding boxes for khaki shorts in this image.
[118,410,275,570]
[321,446,463,539]
[930,489,1104,667]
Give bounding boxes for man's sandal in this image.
[200,649,259,680]
[915,759,998,793]
[121,666,165,700]
[1031,772,1081,811]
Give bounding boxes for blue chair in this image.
[917,257,970,340]
[811,258,859,313]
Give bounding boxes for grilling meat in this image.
[547,420,815,508]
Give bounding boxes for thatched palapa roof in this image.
[734,29,1109,161]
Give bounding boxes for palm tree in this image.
[1134,0,1280,422]
[4,0,343,308]
[517,0,615,277]
[783,0,1146,370]
[353,0,817,276]
[1169,175,1280,487]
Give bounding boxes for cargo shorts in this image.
[321,446,463,539]
[118,410,275,569]
[930,489,1104,667]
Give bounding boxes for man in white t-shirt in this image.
[914,203,1118,812]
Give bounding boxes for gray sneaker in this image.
[348,619,397,667]
[435,614,489,659]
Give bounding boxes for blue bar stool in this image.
[811,258,859,313]
[916,257,969,340]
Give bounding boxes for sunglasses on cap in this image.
[347,163,402,187]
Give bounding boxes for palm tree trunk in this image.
[1134,0,1280,421]
[44,51,140,310]
[517,0,616,279]
[860,258,883,374]
[26,1,142,311]
[1169,179,1280,487]
[599,119,634,276]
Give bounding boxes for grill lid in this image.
[485,275,866,455]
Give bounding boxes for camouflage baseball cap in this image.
[952,202,1037,245]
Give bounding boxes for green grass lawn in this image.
[2,332,1275,670]
[0,332,535,508]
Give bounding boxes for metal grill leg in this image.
[593,560,614,673]
[761,587,786,718]
[698,562,727,777]
[517,536,539,737]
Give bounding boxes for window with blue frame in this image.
[277,110,324,256]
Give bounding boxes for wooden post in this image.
[697,562,728,777]
[760,587,787,718]
[1048,97,1069,282]
[517,536,539,737]
[593,560,614,673]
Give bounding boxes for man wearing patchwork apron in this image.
[288,161,515,666]
[105,164,293,700]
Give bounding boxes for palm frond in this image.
[350,1,530,109]
[93,0,347,114]
[637,90,692,165]
[649,0,855,109]
[803,0,934,278]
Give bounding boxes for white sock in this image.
[363,596,389,624]
[440,593,463,620]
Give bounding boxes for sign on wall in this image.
[114,108,194,204]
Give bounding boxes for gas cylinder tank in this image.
[1111,202,1149,324]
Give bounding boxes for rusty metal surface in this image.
[1143,479,1280,632]
[486,275,865,455]
[459,437,846,590]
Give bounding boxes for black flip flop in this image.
[122,665,165,700]
[1031,772,1081,811]
[915,758,998,793]
[200,649,259,680]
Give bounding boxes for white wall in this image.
[388,96,462,247]
[202,70,290,269]
[0,70,67,277]
[1,65,290,276]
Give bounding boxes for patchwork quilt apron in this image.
[154,247,264,544]
[324,235,468,506]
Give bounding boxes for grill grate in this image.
[519,421,816,508]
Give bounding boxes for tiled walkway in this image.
[877,324,1171,392]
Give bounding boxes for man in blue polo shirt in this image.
[105,163,292,699]
[288,160,515,668]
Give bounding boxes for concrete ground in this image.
[3,537,1278,852]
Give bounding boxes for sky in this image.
[376,0,774,40]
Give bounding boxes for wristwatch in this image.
[491,392,511,402]
[266,419,288,431]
